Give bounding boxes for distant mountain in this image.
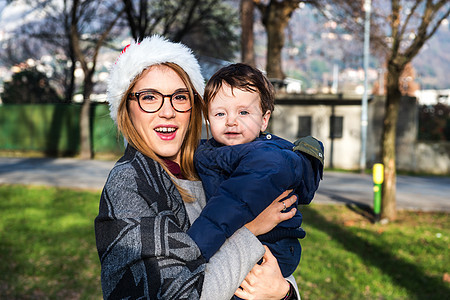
[251,5,449,91]
[413,26,450,90]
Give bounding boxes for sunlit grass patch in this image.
[296,204,450,299]
[0,184,102,299]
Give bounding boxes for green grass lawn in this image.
[0,185,102,299]
[296,204,450,299]
[1,184,449,299]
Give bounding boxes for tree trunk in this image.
[79,75,94,159]
[64,55,76,103]
[265,15,286,79]
[380,63,402,221]
[257,0,299,80]
[70,0,123,159]
[241,0,255,66]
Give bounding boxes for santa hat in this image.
[107,35,205,123]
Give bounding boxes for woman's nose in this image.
[158,97,176,118]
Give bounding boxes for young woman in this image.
[95,35,298,299]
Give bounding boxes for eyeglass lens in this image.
[136,90,191,113]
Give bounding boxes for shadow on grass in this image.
[316,189,376,222]
[303,207,450,299]
[345,203,376,222]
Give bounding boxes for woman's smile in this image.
[154,125,178,140]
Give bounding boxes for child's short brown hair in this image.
[204,63,275,115]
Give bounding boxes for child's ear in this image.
[261,110,271,132]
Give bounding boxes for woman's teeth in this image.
[155,127,176,133]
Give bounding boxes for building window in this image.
[330,116,343,138]
[297,116,312,137]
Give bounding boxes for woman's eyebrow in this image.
[136,87,189,93]
[174,88,189,93]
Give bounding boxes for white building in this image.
[269,93,450,174]
[415,89,450,105]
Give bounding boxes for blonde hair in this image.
[117,62,204,202]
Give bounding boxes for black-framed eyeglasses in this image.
[128,89,193,113]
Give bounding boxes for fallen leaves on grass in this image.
[344,220,355,227]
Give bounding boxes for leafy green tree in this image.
[418,103,450,141]
[1,67,61,104]
[0,0,78,103]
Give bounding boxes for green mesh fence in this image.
[0,103,124,156]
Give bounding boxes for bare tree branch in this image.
[398,0,423,39]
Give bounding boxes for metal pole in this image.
[373,163,384,222]
[360,0,371,172]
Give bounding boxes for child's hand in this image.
[245,190,297,236]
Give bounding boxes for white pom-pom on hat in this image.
[107,35,205,123]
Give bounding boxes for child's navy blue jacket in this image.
[188,133,324,261]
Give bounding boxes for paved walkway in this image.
[0,157,115,191]
[0,157,449,212]
[314,171,450,212]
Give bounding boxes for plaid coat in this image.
[95,146,206,299]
